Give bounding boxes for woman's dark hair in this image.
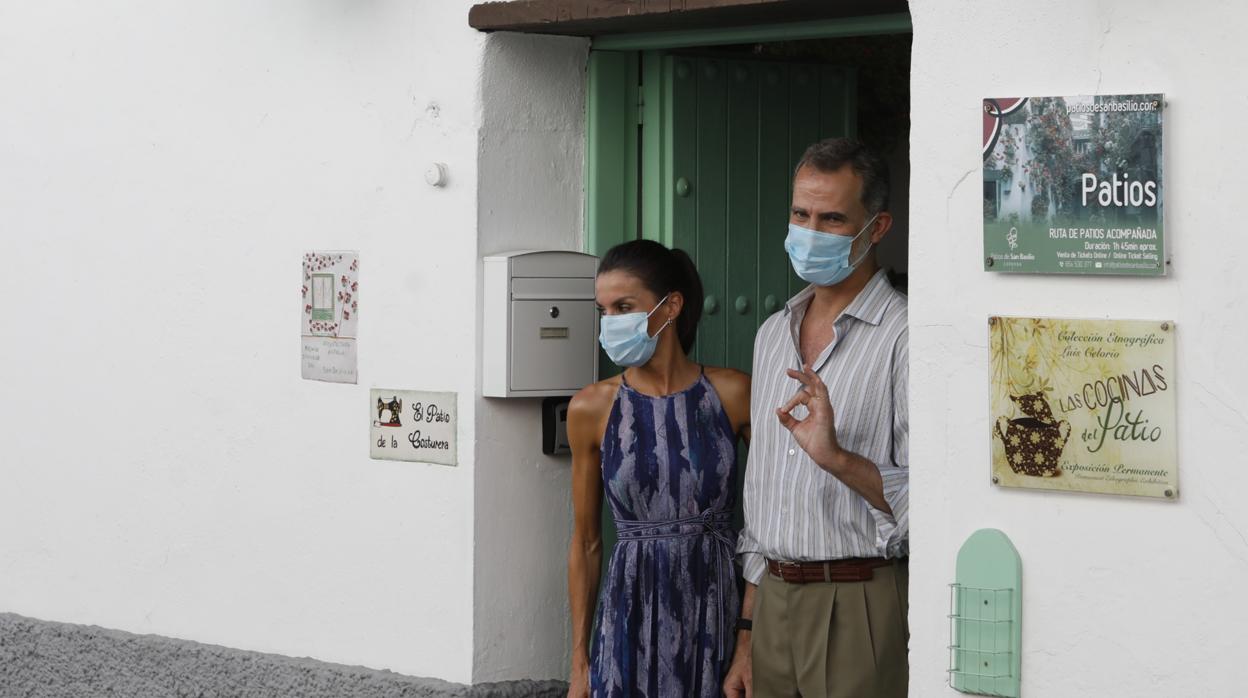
[597,239,704,354]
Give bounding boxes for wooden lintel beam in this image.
[468,0,905,36]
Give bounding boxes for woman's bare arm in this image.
[566,382,614,695]
[706,367,752,444]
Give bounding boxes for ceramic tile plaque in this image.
[301,251,359,383]
[989,316,1176,499]
[369,389,457,466]
[982,94,1164,275]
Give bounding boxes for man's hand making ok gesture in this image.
[776,362,892,514]
[776,363,845,473]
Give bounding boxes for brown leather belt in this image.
[767,557,895,584]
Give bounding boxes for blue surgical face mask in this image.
[784,213,879,287]
[598,295,673,368]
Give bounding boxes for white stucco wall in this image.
[909,1,1248,695]
[0,0,484,684]
[472,32,589,684]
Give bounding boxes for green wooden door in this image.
[585,47,857,578]
[659,54,857,368]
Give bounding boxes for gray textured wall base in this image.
[0,613,567,697]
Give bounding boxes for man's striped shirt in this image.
[738,269,909,585]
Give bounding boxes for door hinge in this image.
[636,92,645,126]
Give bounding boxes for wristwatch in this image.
[734,618,753,632]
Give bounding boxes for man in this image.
[724,138,909,698]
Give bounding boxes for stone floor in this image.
[0,613,567,697]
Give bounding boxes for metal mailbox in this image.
[483,250,599,398]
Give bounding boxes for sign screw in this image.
[986,256,995,267]
[988,317,998,326]
[1161,322,1170,331]
[992,475,1000,485]
[1164,489,1174,498]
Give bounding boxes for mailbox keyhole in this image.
[549,306,560,319]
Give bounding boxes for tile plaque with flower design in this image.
[301,251,359,384]
[990,316,1176,499]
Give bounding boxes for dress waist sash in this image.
[613,509,736,659]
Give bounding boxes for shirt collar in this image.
[784,268,893,327]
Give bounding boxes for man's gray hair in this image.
[795,137,890,215]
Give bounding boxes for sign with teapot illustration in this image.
[989,316,1177,498]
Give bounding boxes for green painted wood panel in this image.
[665,56,698,271]
[819,66,857,140]
[693,57,728,368]
[757,64,792,333]
[786,64,822,298]
[586,50,640,256]
[588,50,642,386]
[640,51,666,242]
[725,60,760,373]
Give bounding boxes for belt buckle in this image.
[775,560,801,582]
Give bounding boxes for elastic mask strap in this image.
[848,213,880,268]
[646,295,673,338]
[651,317,674,338]
[645,295,669,319]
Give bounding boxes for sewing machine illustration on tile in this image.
[374,396,403,428]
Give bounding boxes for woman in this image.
[566,240,751,698]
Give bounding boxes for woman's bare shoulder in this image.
[703,366,750,394]
[569,375,624,419]
[703,366,750,414]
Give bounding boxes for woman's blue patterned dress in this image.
[590,370,740,698]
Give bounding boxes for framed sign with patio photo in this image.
[982,94,1164,275]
